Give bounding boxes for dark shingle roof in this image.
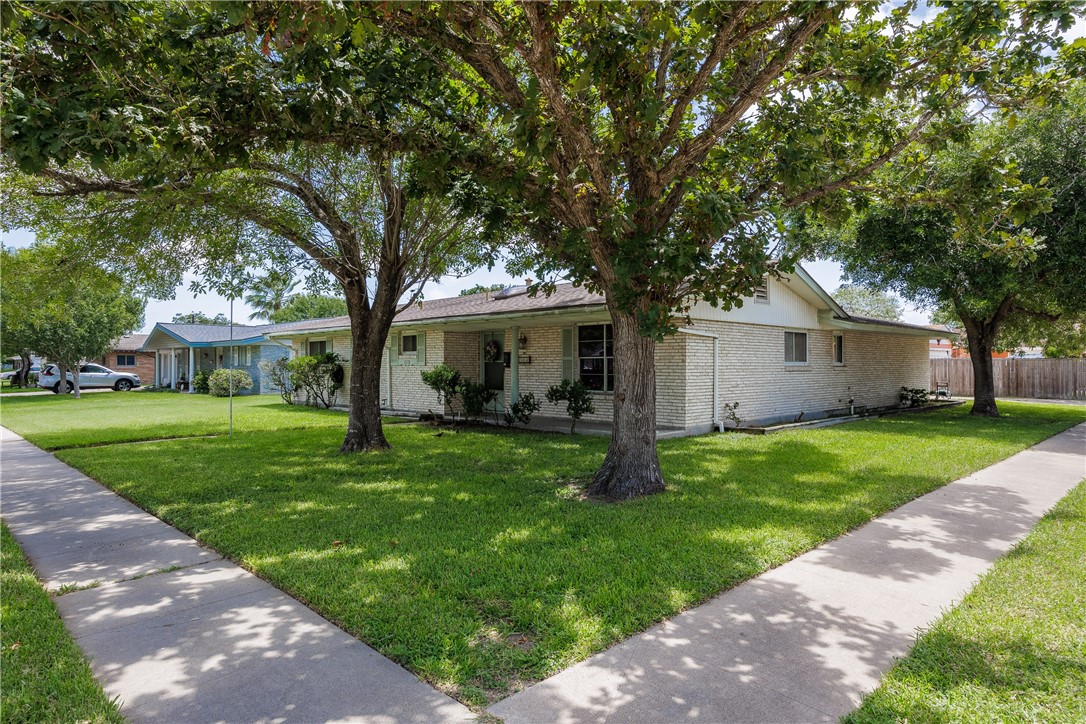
[155,320,322,344]
[113,333,149,351]
[273,284,606,335]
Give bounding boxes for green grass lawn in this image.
[1,524,124,724]
[4,398,1073,708]
[847,479,1086,723]
[0,391,348,449]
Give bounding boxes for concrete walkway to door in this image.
[0,427,473,723]
[489,422,1086,723]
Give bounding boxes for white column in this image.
[188,347,195,393]
[171,348,177,388]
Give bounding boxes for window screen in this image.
[784,332,808,364]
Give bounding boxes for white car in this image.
[39,364,141,394]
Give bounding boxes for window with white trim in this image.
[232,346,250,366]
[400,334,418,354]
[308,340,327,356]
[578,324,614,392]
[784,331,808,364]
[833,333,845,365]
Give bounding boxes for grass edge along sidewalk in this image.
[846,479,1086,723]
[0,522,125,724]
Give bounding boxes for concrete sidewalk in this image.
[0,427,473,723]
[490,422,1086,723]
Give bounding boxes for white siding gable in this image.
[688,276,818,329]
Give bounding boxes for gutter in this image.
[818,311,954,338]
[677,328,721,432]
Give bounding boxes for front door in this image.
[481,331,505,411]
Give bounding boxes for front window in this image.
[785,331,808,364]
[401,334,418,354]
[308,341,327,356]
[117,354,136,367]
[578,324,614,392]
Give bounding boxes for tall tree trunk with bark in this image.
[586,307,665,499]
[339,280,395,453]
[957,297,1013,418]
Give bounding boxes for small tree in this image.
[287,353,344,409]
[459,380,498,422]
[208,368,254,397]
[4,244,143,398]
[546,380,596,434]
[504,392,542,427]
[420,363,462,415]
[259,358,293,404]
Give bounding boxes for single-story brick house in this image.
[140,322,303,393]
[92,333,156,382]
[268,265,940,433]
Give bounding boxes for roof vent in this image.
[493,285,529,300]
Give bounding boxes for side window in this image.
[833,333,845,365]
[784,331,808,364]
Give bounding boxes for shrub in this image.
[259,358,293,404]
[287,353,343,408]
[900,386,932,407]
[460,380,498,421]
[421,363,462,411]
[546,379,596,434]
[192,369,211,394]
[207,368,254,397]
[504,392,542,427]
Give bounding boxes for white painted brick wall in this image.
[683,320,930,427]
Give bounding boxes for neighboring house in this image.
[140,322,307,394]
[93,333,155,381]
[928,325,957,359]
[269,264,943,433]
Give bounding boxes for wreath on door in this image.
[484,339,502,362]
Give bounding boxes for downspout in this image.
[677,328,721,432]
[386,342,393,412]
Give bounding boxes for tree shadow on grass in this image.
[50,418,1078,708]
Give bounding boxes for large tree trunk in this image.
[339,279,393,453]
[586,309,665,500]
[966,328,998,417]
[70,364,82,398]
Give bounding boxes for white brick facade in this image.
[276,274,931,434]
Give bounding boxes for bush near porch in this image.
[2,397,1081,709]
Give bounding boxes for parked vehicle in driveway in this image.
[0,364,40,381]
[39,364,141,393]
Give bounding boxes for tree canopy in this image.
[171,312,230,326]
[269,294,348,324]
[818,88,1086,414]
[832,285,903,321]
[1,244,144,397]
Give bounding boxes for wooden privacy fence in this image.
[930,358,1086,400]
